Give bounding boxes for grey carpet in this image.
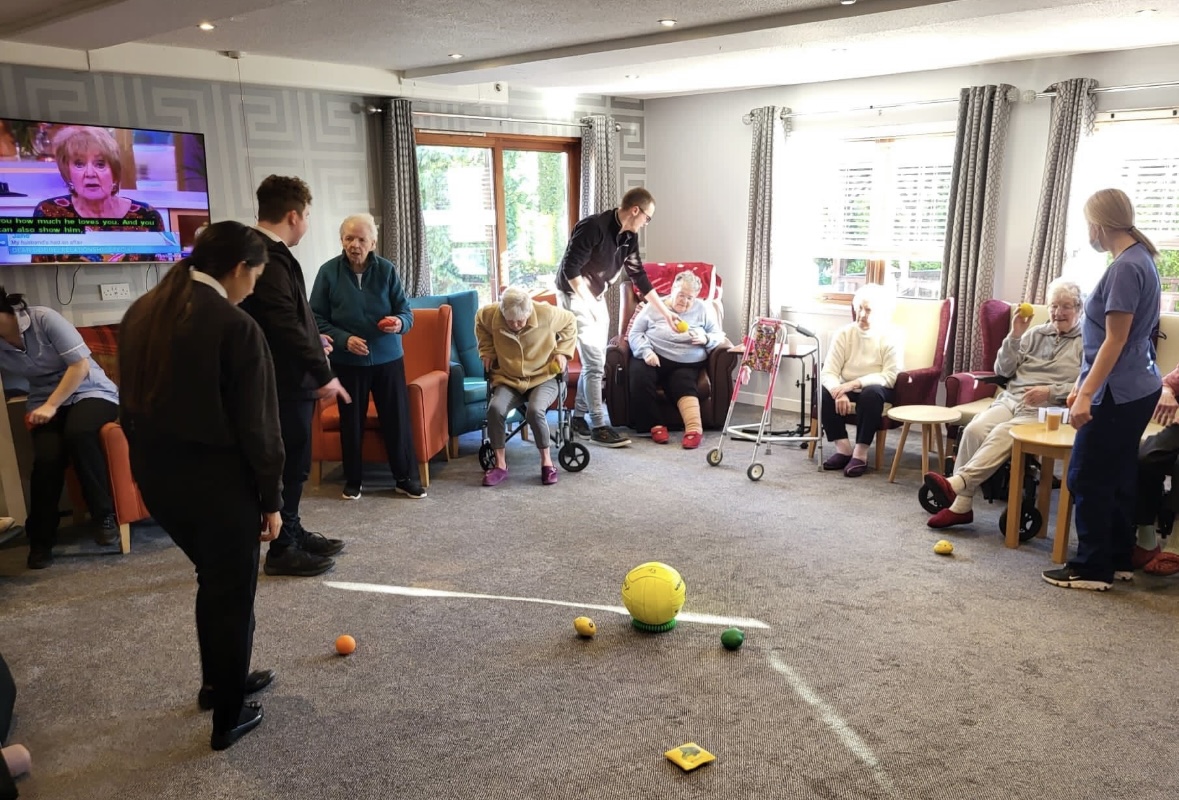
[2,407,1179,800]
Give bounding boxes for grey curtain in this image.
[742,106,777,333]
[941,85,1015,373]
[580,114,622,334]
[378,97,430,296]
[1023,78,1097,303]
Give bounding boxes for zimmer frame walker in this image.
[706,317,823,481]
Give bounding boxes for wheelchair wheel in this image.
[747,463,765,482]
[477,441,496,471]
[998,504,1042,543]
[918,484,947,514]
[558,442,590,472]
[707,448,723,466]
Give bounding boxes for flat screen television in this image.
[0,118,211,264]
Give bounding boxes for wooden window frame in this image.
[414,131,581,296]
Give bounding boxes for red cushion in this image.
[637,262,721,299]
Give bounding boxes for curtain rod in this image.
[409,110,621,131]
[741,80,1179,123]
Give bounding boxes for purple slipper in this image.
[843,458,868,478]
[823,452,852,471]
[541,466,559,486]
[482,467,509,486]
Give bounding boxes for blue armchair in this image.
[408,290,485,455]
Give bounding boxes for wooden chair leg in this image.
[887,423,911,483]
[449,436,459,458]
[418,462,430,488]
[875,426,887,471]
[119,522,131,554]
[311,460,322,487]
[807,416,819,459]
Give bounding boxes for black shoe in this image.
[342,483,362,500]
[210,702,264,751]
[263,546,335,577]
[94,513,119,546]
[570,417,592,439]
[590,426,631,448]
[27,546,53,570]
[297,528,345,557]
[394,478,427,499]
[1041,567,1112,591]
[198,669,276,711]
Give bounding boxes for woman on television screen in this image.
[31,126,165,263]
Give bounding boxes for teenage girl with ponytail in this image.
[0,287,120,569]
[119,220,282,751]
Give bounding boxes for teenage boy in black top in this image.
[556,187,677,447]
[241,175,352,578]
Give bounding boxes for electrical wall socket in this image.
[99,283,132,302]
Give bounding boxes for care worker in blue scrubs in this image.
[1042,188,1162,592]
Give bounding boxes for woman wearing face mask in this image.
[1042,188,1162,592]
[819,283,902,478]
[119,220,283,750]
[626,271,726,449]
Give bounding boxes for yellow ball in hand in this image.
[674,320,690,333]
[933,540,954,556]
[573,616,597,637]
[549,359,562,375]
[1017,302,1034,319]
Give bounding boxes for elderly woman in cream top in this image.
[819,283,902,477]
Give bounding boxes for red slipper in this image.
[681,431,703,449]
[651,425,669,444]
[1132,544,1161,570]
[927,508,973,529]
[1144,551,1179,576]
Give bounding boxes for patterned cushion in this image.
[77,323,121,386]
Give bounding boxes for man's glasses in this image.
[639,209,653,224]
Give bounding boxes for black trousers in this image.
[26,397,119,550]
[133,445,260,734]
[1134,423,1179,526]
[628,357,704,433]
[275,395,315,550]
[334,360,414,486]
[820,384,894,446]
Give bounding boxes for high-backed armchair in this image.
[312,305,453,488]
[603,263,739,430]
[407,290,484,456]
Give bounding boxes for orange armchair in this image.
[312,305,453,488]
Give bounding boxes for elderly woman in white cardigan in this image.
[819,283,902,477]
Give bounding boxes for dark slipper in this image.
[843,458,868,478]
[823,452,852,471]
[923,471,956,506]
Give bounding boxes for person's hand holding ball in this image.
[377,316,402,334]
[674,319,690,333]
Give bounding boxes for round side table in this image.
[1007,422,1076,563]
[885,405,962,483]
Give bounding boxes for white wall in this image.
[644,44,1179,347]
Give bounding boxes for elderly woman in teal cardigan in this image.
[310,213,424,501]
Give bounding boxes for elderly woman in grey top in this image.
[923,278,1084,528]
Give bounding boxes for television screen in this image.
[0,119,211,264]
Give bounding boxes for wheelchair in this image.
[919,454,1044,542]
[477,368,591,474]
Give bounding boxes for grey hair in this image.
[672,271,702,296]
[1046,277,1083,309]
[851,282,894,322]
[339,213,378,240]
[500,286,532,321]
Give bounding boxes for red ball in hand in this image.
[377,316,397,333]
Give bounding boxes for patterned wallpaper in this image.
[0,65,646,324]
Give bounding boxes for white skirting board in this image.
[735,390,804,414]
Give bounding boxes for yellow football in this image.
[933,540,954,555]
[573,616,597,637]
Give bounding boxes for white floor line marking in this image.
[768,651,897,796]
[323,581,770,629]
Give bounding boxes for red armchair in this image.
[312,305,453,488]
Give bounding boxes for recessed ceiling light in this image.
[625,74,639,79]
[840,0,857,5]
[198,22,215,31]
[448,53,464,60]
[658,19,677,27]
[1136,8,1157,15]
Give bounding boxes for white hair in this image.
[1046,277,1083,309]
[672,271,702,296]
[500,286,532,321]
[339,213,378,240]
[851,282,895,323]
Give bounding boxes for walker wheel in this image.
[558,442,590,472]
[707,448,723,466]
[998,505,1042,543]
[747,462,765,482]
[477,442,496,471]
[918,484,947,514]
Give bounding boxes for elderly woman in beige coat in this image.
[475,287,577,486]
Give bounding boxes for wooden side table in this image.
[885,405,962,483]
[1007,422,1076,563]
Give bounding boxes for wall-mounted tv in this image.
[0,119,211,264]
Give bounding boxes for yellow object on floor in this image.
[665,743,715,771]
[933,540,954,555]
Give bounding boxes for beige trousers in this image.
[954,395,1038,499]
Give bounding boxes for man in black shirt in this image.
[241,175,352,577]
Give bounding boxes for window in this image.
[773,133,955,305]
[416,132,580,304]
[1064,118,1179,310]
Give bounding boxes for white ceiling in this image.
[1,0,1177,98]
